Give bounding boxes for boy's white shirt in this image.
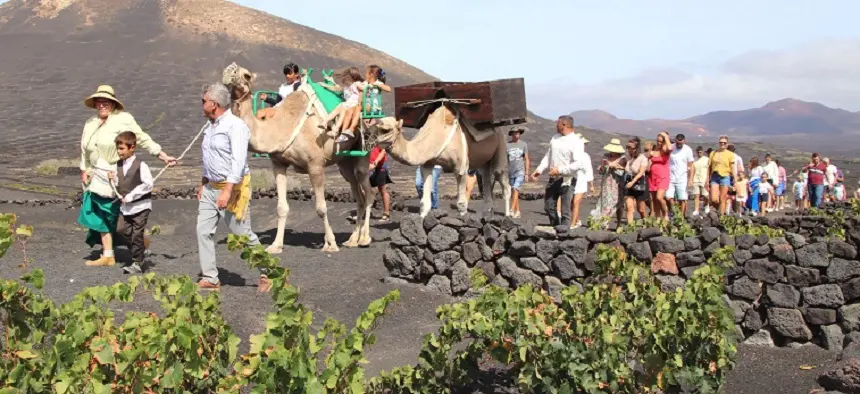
[110,154,153,216]
[275,80,303,108]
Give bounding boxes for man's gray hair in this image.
[558,115,574,128]
[202,83,231,108]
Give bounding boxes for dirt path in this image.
[0,198,839,392]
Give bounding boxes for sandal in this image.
[258,275,272,293]
[379,214,390,223]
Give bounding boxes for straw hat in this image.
[603,138,624,154]
[84,85,125,111]
[508,125,528,135]
[576,133,590,144]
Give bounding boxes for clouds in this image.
[529,39,860,119]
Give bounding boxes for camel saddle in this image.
[394,78,527,135]
[458,117,500,143]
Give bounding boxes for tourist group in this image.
[73,62,851,289]
[531,117,851,229]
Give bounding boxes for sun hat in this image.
[84,85,125,111]
[508,125,528,135]
[576,133,590,144]
[603,138,624,154]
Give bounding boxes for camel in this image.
[372,104,511,218]
[220,62,374,253]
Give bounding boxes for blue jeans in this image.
[416,167,441,209]
[808,184,824,208]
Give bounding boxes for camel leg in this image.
[419,166,434,218]
[266,163,289,254]
[343,167,363,248]
[500,169,512,218]
[482,169,496,218]
[309,166,339,253]
[456,171,468,216]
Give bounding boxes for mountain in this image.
[0,0,434,166]
[570,99,860,153]
[688,99,860,136]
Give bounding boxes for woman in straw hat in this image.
[594,138,627,224]
[78,85,177,267]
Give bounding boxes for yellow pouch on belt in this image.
[210,174,252,221]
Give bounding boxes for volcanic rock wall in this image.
[383,206,860,350]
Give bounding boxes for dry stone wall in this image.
[383,207,860,350]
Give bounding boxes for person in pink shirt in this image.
[776,160,787,210]
[648,131,672,220]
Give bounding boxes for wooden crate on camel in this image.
[393,78,527,130]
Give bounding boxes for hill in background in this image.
[571,99,860,155]
[0,0,434,167]
[1,0,846,194]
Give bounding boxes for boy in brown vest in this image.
[108,131,153,274]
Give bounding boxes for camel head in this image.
[221,62,257,102]
[372,116,404,148]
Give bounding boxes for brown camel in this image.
[372,105,511,217]
[221,62,374,253]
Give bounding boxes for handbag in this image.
[626,173,646,192]
[631,176,647,192]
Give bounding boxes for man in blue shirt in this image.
[197,82,269,292]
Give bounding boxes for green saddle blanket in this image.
[305,69,344,114]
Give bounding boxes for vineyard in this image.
[0,212,737,393]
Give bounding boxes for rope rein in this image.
[85,122,208,201]
[404,98,480,108]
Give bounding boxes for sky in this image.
[2,0,854,119]
[232,0,860,120]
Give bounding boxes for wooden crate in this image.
[394,78,527,129]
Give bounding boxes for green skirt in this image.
[77,191,119,247]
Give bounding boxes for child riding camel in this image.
[255,62,302,120]
[321,65,391,152]
[322,67,364,136]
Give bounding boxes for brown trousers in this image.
[116,209,150,263]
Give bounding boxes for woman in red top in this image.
[369,146,393,222]
[648,131,672,220]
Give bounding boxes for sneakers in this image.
[692,210,700,216]
[512,211,521,219]
[336,130,356,153]
[122,262,143,274]
[86,255,115,267]
[379,214,391,223]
